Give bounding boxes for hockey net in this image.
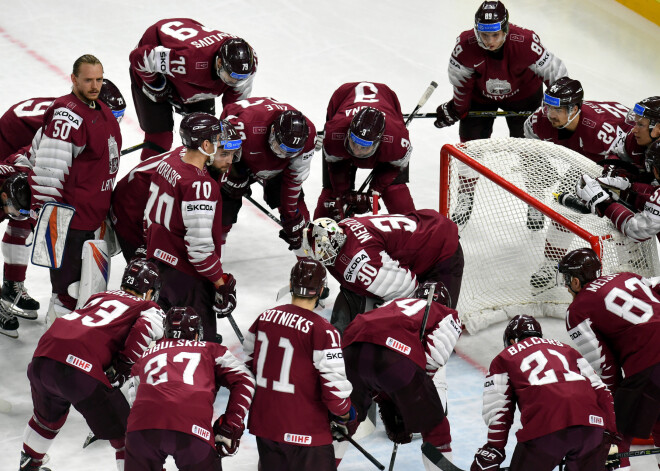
[440,137,660,334]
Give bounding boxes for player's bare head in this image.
[557,248,601,292]
[216,38,255,87]
[474,1,509,51]
[345,107,386,159]
[164,306,203,340]
[645,140,660,179]
[121,258,162,302]
[302,218,346,266]
[627,96,660,147]
[414,281,451,308]
[543,77,583,129]
[503,315,542,348]
[269,111,309,159]
[179,112,226,165]
[71,54,104,104]
[0,173,30,221]
[290,259,327,300]
[98,79,126,122]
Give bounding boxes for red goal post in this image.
[439,138,660,334]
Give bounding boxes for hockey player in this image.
[125,306,255,471]
[18,258,165,471]
[575,140,660,243]
[145,112,238,342]
[523,77,632,291]
[611,96,660,166]
[303,211,462,332]
[340,282,462,469]
[471,314,615,471]
[129,18,256,160]
[27,55,123,320]
[435,0,567,227]
[219,97,316,254]
[559,248,660,467]
[110,120,241,262]
[243,259,356,471]
[0,79,125,320]
[314,82,415,221]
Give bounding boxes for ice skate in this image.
[19,452,51,471]
[2,281,39,320]
[526,206,545,231]
[530,260,558,295]
[450,192,474,230]
[0,304,19,338]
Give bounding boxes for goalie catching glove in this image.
[213,414,244,458]
[470,444,505,471]
[213,273,237,318]
[330,406,358,441]
[575,174,613,216]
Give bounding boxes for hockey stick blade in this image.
[609,446,660,459]
[333,427,385,470]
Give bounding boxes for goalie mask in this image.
[290,259,327,298]
[121,259,162,302]
[269,110,309,158]
[302,218,347,266]
[98,78,126,122]
[503,315,542,348]
[414,281,451,308]
[164,306,203,340]
[345,107,386,159]
[216,38,255,87]
[557,248,601,288]
[474,1,509,50]
[1,173,30,221]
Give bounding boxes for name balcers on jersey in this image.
[220,97,316,220]
[330,211,458,301]
[323,82,412,194]
[243,303,352,446]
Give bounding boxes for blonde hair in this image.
[72,54,102,76]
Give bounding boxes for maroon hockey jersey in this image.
[482,338,615,448]
[322,82,412,194]
[525,101,631,162]
[28,93,121,231]
[342,297,462,374]
[129,18,257,107]
[127,339,255,448]
[145,153,223,284]
[328,210,459,301]
[566,272,660,390]
[449,25,566,116]
[244,303,352,446]
[33,290,165,387]
[0,97,53,159]
[220,97,316,220]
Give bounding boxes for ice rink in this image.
[1,0,659,469]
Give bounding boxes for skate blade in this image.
[0,298,38,320]
[0,328,19,339]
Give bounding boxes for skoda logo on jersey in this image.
[108,135,119,174]
[343,249,370,283]
[486,78,512,96]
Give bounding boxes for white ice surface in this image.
[1,0,659,469]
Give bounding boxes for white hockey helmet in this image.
[302,218,346,266]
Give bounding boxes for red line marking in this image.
[454,346,489,375]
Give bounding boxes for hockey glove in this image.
[330,406,358,441]
[434,100,461,129]
[213,414,244,458]
[345,191,375,216]
[575,175,612,216]
[106,354,133,388]
[142,75,172,103]
[323,196,345,222]
[132,246,147,260]
[279,212,305,250]
[221,173,253,200]
[213,273,237,318]
[377,399,412,444]
[597,174,631,198]
[604,431,623,470]
[470,444,505,471]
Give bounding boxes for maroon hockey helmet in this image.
[543,77,584,110]
[474,1,509,48]
[345,107,386,159]
[179,112,222,149]
[121,259,162,301]
[1,173,30,221]
[98,79,126,122]
[218,120,243,162]
[414,281,451,308]
[557,248,602,287]
[269,110,309,158]
[164,306,203,340]
[503,315,542,348]
[216,38,255,86]
[627,96,660,128]
[290,259,327,298]
[645,140,660,175]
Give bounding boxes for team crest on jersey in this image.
[486,78,512,96]
[108,136,119,174]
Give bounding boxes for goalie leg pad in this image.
[31,202,76,269]
[75,240,110,310]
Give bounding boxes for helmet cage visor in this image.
[626,103,652,128]
[111,108,125,123]
[345,132,380,159]
[217,62,251,87]
[268,128,303,158]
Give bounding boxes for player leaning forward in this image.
[28,54,122,320]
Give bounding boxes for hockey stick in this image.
[421,442,525,471]
[333,427,385,470]
[226,313,244,344]
[388,444,398,471]
[119,141,165,156]
[609,447,660,459]
[553,192,590,214]
[245,194,282,227]
[419,283,437,341]
[402,110,534,120]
